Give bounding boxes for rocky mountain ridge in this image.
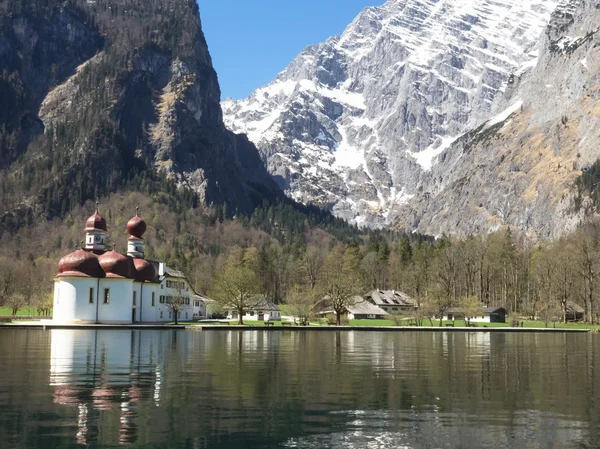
[223,0,572,234]
[0,0,282,232]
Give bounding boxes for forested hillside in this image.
[2,190,600,325]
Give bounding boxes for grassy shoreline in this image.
[177,319,600,331]
[0,307,49,317]
[2,308,597,330]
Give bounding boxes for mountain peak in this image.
[222,0,559,228]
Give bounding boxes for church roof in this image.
[98,250,134,279]
[55,209,179,284]
[84,211,107,232]
[126,213,146,239]
[133,258,156,283]
[57,249,105,278]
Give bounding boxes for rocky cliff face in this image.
[391,0,600,238]
[0,0,281,228]
[223,0,560,228]
[0,3,103,167]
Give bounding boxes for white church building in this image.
[53,207,207,324]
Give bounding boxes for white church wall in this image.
[139,284,158,323]
[97,279,134,324]
[132,283,142,323]
[53,278,99,323]
[227,310,281,322]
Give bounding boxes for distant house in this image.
[227,297,281,322]
[203,297,222,319]
[192,294,209,320]
[443,307,507,323]
[366,290,417,314]
[566,302,584,322]
[314,296,389,320]
[156,265,203,322]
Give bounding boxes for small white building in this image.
[443,307,507,323]
[53,207,207,324]
[227,297,281,322]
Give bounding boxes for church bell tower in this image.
[84,203,107,252]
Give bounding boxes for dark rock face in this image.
[0,0,281,225]
[0,5,103,166]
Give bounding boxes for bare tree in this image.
[360,252,383,290]
[433,243,459,325]
[34,293,54,317]
[426,285,453,327]
[405,242,433,316]
[5,294,26,317]
[15,261,38,313]
[283,285,316,325]
[302,247,326,290]
[165,296,189,325]
[460,296,483,326]
[574,233,600,324]
[211,263,261,325]
[0,260,16,308]
[317,246,364,326]
[537,301,563,328]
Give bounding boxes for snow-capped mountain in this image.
[222,0,560,227]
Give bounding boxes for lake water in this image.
[0,329,599,448]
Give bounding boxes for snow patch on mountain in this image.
[407,136,457,171]
[486,100,524,128]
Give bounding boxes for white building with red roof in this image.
[53,206,205,324]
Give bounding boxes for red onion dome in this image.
[84,211,107,232]
[126,213,146,239]
[92,386,119,411]
[52,385,82,406]
[133,258,156,282]
[98,251,134,279]
[57,250,104,278]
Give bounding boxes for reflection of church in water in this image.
[50,329,176,446]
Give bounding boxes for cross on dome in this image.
[85,203,107,232]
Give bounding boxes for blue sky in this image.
[197,0,381,100]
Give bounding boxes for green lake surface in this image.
[0,329,599,448]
